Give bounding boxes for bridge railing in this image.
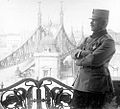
[0,77,73,109]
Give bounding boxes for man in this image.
[69,9,116,109]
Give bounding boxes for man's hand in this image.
[71,49,82,59]
[81,50,91,57]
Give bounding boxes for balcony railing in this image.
[0,77,73,109]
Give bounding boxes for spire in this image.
[70,27,76,46]
[60,1,64,26]
[38,1,42,27]
[37,1,43,51]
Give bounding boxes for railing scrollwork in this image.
[0,77,73,109]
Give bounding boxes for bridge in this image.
[0,26,44,69]
[0,0,77,85]
[0,24,120,83]
[0,24,78,109]
[0,23,77,86]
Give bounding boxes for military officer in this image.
[70,9,116,109]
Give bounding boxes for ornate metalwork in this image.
[0,77,73,109]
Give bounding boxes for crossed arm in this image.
[72,38,115,67]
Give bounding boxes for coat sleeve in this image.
[75,38,116,66]
[71,37,88,59]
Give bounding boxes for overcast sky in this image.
[0,0,120,36]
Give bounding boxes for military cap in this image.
[91,9,109,20]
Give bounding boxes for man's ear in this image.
[100,19,108,28]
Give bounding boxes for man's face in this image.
[90,19,103,32]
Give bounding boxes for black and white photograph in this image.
[0,0,120,109]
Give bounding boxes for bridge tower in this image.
[34,51,59,80]
[34,2,60,80]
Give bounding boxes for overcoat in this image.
[73,29,115,93]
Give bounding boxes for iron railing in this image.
[0,77,73,109]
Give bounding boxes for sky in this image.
[0,0,120,37]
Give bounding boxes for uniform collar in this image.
[91,29,107,38]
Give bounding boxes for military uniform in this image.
[70,29,115,109]
[70,9,116,109]
[73,29,115,93]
